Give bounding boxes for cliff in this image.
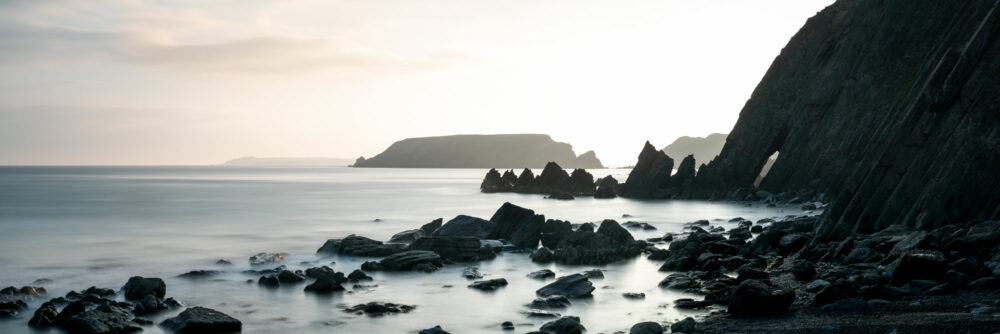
[688,0,1000,237]
[353,134,604,169]
[661,133,727,167]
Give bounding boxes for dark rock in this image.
[777,233,809,255]
[348,270,372,282]
[534,162,571,194]
[530,248,555,263]
[814,279,859,306]
[487,202,546,249]
[536,273,594,298]
[527,269,556,280]
[750,225,763,233]
[522,309,561,318]
[65,304,139,334]
[420,218,444,235]
[658,234,706,271]
[629,321,664,334]
[502,321,515,330]
[122,277,165,300]
[241,265,286,276]
[468,278,508,291]
[277,270,306,283]
[134,295,170,315]
[539,316,585,334]
[419,325,451,334]
[340,235,406,257]
[28,301,59,327]
[658,273,698,290]
[670,317,696,333]
[305,266,335,278]
[514,168,536,193]
[789,259,816,281]
[215,259,232,265]
[541,220,643,265]
[674,298,712,309]
[248,252,284,265]
[388,229,426,244]
[343,302,415,317]
[407,236,496,262]
[177,270,221,279]
[304,273,346,293]
[432,215,494,239]
[647,248,669,260]
[891,249,947,285]
[567,168,596,194]
[461,266,483,279]
[619,141,674,199]
[727,279,794,317]
[622,292,645,299]
[160,306,241,333]
[546,192,575,200]
[819,298,869,312]
[594,175,618,198]
[529,295,571,309]
[581,269,604,279]
[623,221,656,230]
[257,275,279,287]
[967,277,1000,290]
[379,250,443,271]
[481,168,510,193]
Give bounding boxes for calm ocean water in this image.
[0,166,807,333]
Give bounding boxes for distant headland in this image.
[352,134,604,169]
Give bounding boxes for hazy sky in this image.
[0,0,834,166]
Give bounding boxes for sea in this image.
[0,166,810,333]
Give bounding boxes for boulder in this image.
[594,175,618,199]
[257,275,279,287]
[468,278,508,291]
[388,229,426,244]
[379,251,443,271]
[629,321,664,334]
[348,270,373,282]
[891,249,947,285]
[407,236,495,262]
[461,267,483,279]
[28,301,58,327]
[487,202,546,249]
[64,304,139,334]
[277,270,306,283]
[539,316,585,334]
[122,277,165,300]
[160,307,241,333]
[420,218,444,234]
[622,292,645,299]
[304,273,346,294]
[527,269,556,280]
[727,279,795,317]
[670,317,696,333]
[432,215,494,239]
[789,259,816,281]
[536,274,594,298]
[339,235,406,257]
[529,295,571,309]
[304,266,335,278]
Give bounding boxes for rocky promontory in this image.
[353,134,603,169]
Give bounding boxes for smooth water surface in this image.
[0,167,807,333]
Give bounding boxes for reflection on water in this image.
[0,167,805,333]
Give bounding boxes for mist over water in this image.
[0,167,807,333]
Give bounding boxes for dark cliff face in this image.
[691,0,1000,236]
[353,134,604,169]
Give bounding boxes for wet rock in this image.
[432,215,494,239]
[727,279,794,317]
[241,265,286,276]
[419,325,451,334]
[28,301,59,327]
[388,229,426,244]
[647,248,669,260]
[659,234,706,271]
[891,249,947,285]
[777,233,809,255]
[501,321,515,330]
[750,225,763,233]
[421,218,444,235]
[304,273,347,294]
[134,295,177,315]
[670,317,696,333]
[536,273,594,298]
[544,220,643,265]
[658,273,698,290]
[0,300,26,317]
[122,277,165,300]
[487,202,546,249]
[529,295,571,309]
[539,316,585,334]
[674,298,712,309]
[64,304,139,334]
[619,141,674,199]
[257,275,279,287]
[348,270,372,282]
[622,292,645,299]
[462,266,483,279]
[248,252,284,265]
[581,269,604,279]
[339,235,406,257]
[379,250,443,271]
[623,221,656,230]
[629,321,664,334]
[530,247,555,263]
[594,175,618,199]
[527,269,556,280]
[343,302,415,317]
[277,270,306,284]
[305,266,335,278]
[160,306,242,333]
[407,236,496,262]
[468,278,508,291]
[177,270,221,279]
[546,192,575,200]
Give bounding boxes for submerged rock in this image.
[343,302,415,317]
[378,251,443,271]
[630,321,664,334]
[468,278,508,291]
[419,325,451,334]
[529,295,571,309]
[539,316,585,334]
[64,304,139,334]
[248,252,284,265]
[304,273,347,294]
[527,269,556,280]
[461,266,484,279]
[160,306,242,333]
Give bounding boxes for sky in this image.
[0,0,835,166]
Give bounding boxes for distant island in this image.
[353,134,604,169]
[222,157,355,166]
[661,133,727,165]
